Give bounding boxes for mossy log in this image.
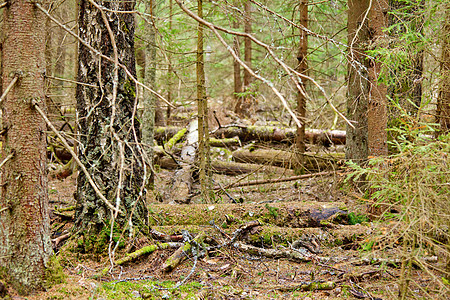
[155,126,346,145]
[161,233,205,273]
[148,201,348,228]
[259,281,336,292]
[232,149,344,170]
[155,155,295,176]
[163,120,198,203]
[99,242,183,277]
[151,224,371,247]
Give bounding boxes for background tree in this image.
[0,0,52,293]
[346,0,370,163]
[295,0,308,156]
[74,0,147,250]
[437,3,450,135]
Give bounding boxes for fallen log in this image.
[163,120,198,203]
[161,233,205,273]
[148,201,348,228]
[232,149,344,170]
[155,125,346,146]
[98,242,183,277]
[155,155,295,176]
[151,224,371,248]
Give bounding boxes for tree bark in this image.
[142,0,157,188]
[0,0,52,294]
[296,0,308,155]
[346,0,370,163]
[75,0,147,249]
[232,0,242,100]
[197,0,212,202]
[367,0,388,156]
[437,3,450,135]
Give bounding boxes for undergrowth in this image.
[346,126,450,299]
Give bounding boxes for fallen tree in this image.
[148,201,348,228]
[154,125,346,146]
[232,149,344,170]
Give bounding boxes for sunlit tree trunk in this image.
[0,0,52,294]
[367,0,388,156]
[75,0,147,249]
[437,3,450,135]
[197,0,212,202]
[346,0,370,163]
[295,0,308,155]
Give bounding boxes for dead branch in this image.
[99,242,184,277]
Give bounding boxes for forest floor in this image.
[7,167,446,300]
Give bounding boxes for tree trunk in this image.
[235,0,253,115]
[0,0,52,294]
[197,0,212,202]
[296,0,308,155]
[367,0,388,156]
[142,0,157,188]
[232,2,243,100]
[346,0,370,163]
[75,0,147,250]
[437,3,450,135]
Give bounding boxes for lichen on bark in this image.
[74,0,147,250]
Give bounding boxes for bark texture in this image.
[75,0,147,247]
[0,1,52,294]
[367,0,388,156]
[296,0,308,154]
[346,0,370,163]
[437,3,450,135]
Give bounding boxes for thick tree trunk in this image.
[75,0,147,249]
[0,1,52,294]
[296,0,308,155]
[367,0,388,156]
[346,0,370,163]
[437,3,450,135]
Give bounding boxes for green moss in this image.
[44,256,65,289]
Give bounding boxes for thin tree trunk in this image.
[197,0,212,202]
[296,0,308,155]
[166,0,174,121]
[75,0,147,248]
[142,0,157,189]
[437,3,450,135]
[346,0,370,163]
[0,0,52,293]
[232,4,242,100]
[235,0,253,115]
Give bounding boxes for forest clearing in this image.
[0,0,449,299]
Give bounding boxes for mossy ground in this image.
[5,169,445,299]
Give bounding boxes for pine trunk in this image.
[296,0,308,155]
[0,1,52,294]
[437,4,450,135]
[346,0,370,163]
[367,0,388,156]
[75,0,147,249]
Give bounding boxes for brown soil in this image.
[4,171,447,300]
